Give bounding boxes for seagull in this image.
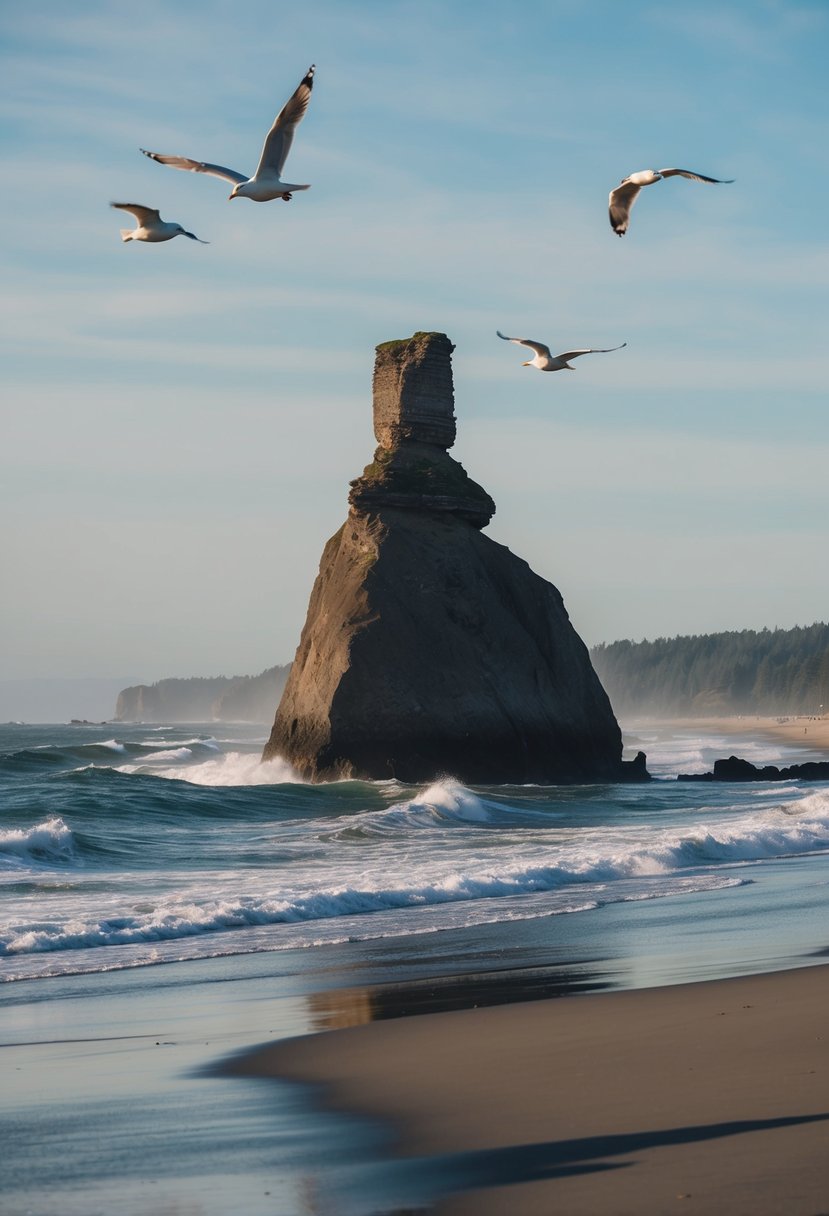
[497,331,626,372]
[141,65,315,202]
[609,168,734,236]
[110,203,208,243]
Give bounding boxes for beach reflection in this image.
[306,963,613,1030]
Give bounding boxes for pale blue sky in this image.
[2,0,827,684]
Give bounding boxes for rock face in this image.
[263,331,633,784]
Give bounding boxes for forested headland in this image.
[591,623,829,718]
[114,666,290,723]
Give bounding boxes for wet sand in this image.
[240,964,829,1215]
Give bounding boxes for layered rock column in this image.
[263,332,632,784]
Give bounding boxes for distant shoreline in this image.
[627,714,829,756]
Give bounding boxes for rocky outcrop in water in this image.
[263,331,639,784]
[678,755,829,782]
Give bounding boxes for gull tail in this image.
[119,229,134,242]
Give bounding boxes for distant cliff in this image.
[263,331,637,784]
[114,666,289,723]
[591,623,829,717]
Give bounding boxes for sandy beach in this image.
[240,964,829,1215]
[640,715,829,757]
[223,718,829,1214]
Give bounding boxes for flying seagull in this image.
[609,168,734,236]
[141,65,315,202]
[497,331,626,372]
[110,203,208,244]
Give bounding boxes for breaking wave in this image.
[0,818,76,868]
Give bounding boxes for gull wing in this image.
[254,64,315,180]
[110,202,160,224]
[658,168,734,184]
[497,331,552,358]
[608,180,641,235]
[557,343,627,361]
[140,149,247,186]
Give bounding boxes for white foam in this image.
[415,778,492,818]
[143,747,194,762]
[782,788,829,817]
[116,750,302,786]
[144,736,221,751]
[5,736,829,980]
[0,818,75,868]
[98,739,126,753]
[637,728,787,777]
[10,793,827,958]
[752,785,801,797]
[363,778,492,830]
[0,871,748,977]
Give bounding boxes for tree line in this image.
[591,623,829,717]
[114,665,290,722]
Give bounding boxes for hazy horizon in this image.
[4,613,827,722]
[2,1,827,686]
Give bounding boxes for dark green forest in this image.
[591,623,829,717]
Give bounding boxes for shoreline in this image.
[628,714,829,757]
[237,964,829,1214]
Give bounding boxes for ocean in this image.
[2,719,829,1214]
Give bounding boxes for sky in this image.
[2,0,828,695]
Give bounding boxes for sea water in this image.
[2,720,828,1214]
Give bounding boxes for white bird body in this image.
[497,331,626,372]
[626,169,663,187]
[609,166,734,236]
[111,203,208,244]
[141,65,315,202]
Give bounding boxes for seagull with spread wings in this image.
[110,203,208,244]
[141,65,315,202]
[497,331,626,372]
[609,167,734,236]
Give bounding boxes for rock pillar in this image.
[263,332,633,784]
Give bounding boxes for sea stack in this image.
[263,331,633,783]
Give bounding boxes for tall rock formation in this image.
[263,332,635,784]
